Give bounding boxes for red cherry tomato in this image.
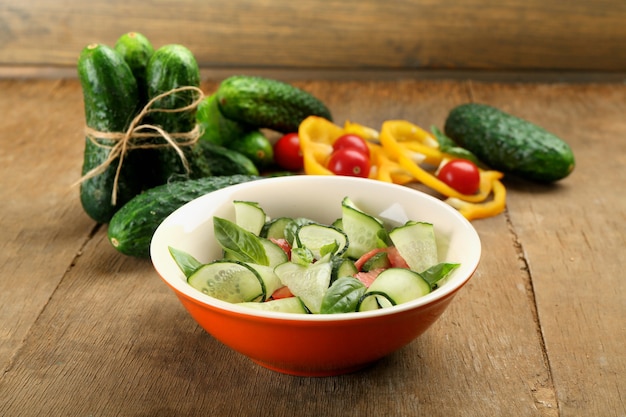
[327,148,371,178]
[273,133,303,171]
[437,159,481,195]
[332,134,370,157]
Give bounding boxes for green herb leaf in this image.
[291,247,314,265]
[168,246,203,278]
[320,277,367,314]
[213,217,269,266]
[420,262,460,289]
[431,125,481,166]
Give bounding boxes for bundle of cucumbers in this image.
[77,32,333,257]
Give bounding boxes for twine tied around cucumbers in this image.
[75,85,205,205]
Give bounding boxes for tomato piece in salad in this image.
[271,286,294,300]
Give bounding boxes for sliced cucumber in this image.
[389,221,438,273]
[246,263,284,298]
[234,200,266,235]
[237,297,308,314]
[261,216,293,240]
[361,251,391,272]
[357,291,394,312]
[330,256,358,282]
[295,223,349,260]
[283,217,315,246]
[187,260,264,303]
[274,260,332,314]
[341,197,387,259]
[357,268,431,311]
[260,238,289,267]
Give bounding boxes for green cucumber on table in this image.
[108,175,262,258]
[443,103,575,182]
[114,31,154,106]
[145,43,205,186]
[216,75,333,133]
[77,43,142,223]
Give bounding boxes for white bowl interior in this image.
[151,175,481,320]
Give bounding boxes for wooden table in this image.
[1,76,624,417]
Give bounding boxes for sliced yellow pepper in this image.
[298,116,507,220]
[380,120,501,203]
[369,143,414,184]
[445,179,507,220]
[298,116,342,176]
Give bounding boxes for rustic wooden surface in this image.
[0,77,624,417]
[1,0,626,73]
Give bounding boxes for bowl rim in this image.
[151,175,481,322]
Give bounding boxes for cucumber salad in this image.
[169,197,460,314]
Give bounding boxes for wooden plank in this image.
[468,82,626,417]
[0,79,556,416]
[0,80,96,368]
[1,0,625,71]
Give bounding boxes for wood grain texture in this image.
[1,0,626,72]
[0,79,93,367]
[468,82,626,417]
[0,78,624,416]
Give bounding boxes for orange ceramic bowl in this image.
[150,176,481,377]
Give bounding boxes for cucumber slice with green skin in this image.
[246,263,284,298]
[341,197,387,259]
[330,256,358,282]
[237,297,308,314]
[259,238,289,267]
[361,251,391,272]
[187,260,264,303]
[274,261,332,314]
[357,292,394,312]
[295,223,349,260]
[357,268,431,311]
[234,200,267,235]
[261,217,293,240]
[389,221,438,273]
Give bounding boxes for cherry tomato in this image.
[437,159,481,195]
[332,134,369,157]
[273,133,303,171]
[327,148,371,178]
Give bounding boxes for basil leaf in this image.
[420,262,460,290]
[168,246,203,278]
[213,217,269,266]
[320,277,367,314]
[431,126,482,166]
[291,247,314,265]
[320,241,339,258]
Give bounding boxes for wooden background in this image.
[1,0,626,79]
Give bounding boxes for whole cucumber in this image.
[77,43,142,223]
[216,75,332,133]
[108,175,262,258]
[114,31,154,106]
[145,44,205,185]
[444,103,575,182]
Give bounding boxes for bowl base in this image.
[251,359,377,377]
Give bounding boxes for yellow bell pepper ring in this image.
[380,120,500,203]
[445,179,507,220]
[297,116,507,221]
[298,116,342,176]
